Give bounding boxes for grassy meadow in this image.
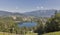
[0,32,19,35]
[42,31,60,35]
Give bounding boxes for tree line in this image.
[34,11,60,35]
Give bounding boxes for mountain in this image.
[0,11,12,16]
[0,9,57,17]
[24,9,56,17]
[0,11,24,16]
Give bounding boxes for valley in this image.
[0,10,59,35]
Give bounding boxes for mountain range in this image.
[24,9,56,17]
[0,11,25,16]
[0,9,57,17]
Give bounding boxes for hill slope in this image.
[42,31,60,35]
[24,10,56,17]
[0,11,25,16]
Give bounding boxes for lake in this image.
[18,22,37,27]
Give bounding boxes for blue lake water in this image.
[18,22,37,27]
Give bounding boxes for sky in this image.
[0,0,60,13]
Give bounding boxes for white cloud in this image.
[40,6,44,9]
[16,6,19,10]
[36,6,44,10]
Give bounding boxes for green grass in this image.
[26,33,38,35]
[1,31,60,35]
[0,32,38,35]
[0,32,18,35]
[42,31,60,35]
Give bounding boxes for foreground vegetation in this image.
[42,31,60,35]
[34,11,60,35]
[0,32,19,35]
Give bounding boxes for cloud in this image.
[16,6,19,10]
[36,6,44,10]
[40,6,44,9]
